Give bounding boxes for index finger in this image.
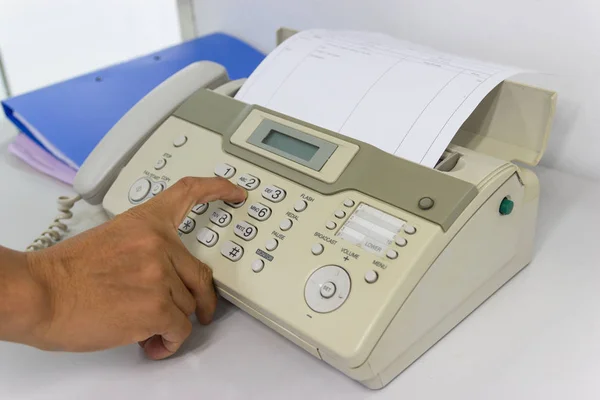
[148,176,246,228]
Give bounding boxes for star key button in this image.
[178,217,196,234]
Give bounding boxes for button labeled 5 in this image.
[234,221,258,241]
[210,208,232,227]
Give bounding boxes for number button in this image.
[225,198,246,209]
[178,217,196,234]
[191,204,208,215]
[197,227,218,247]
[248,203,272,221]
[234,221,258,241]
[262,185,286,203]
[210,208,232,227]
[221,241,244,262]
[238,174,260,190]
[214,163,236,179]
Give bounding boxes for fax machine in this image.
[66,56,556,389]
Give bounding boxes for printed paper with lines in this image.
[235,29,523,168]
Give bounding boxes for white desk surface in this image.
[1,120,599,400]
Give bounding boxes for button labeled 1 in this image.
[234,221,258,241]
[262,185,286,203]
[214,163,236,179]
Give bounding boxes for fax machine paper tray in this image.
[451,80,557,166]
[275,27,557,167]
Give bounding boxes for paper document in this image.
[235,29,524,168]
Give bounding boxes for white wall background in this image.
[191,0,600,181]
[0,0,181,96]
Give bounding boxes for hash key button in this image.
[221,241,244,262]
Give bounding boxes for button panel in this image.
[221,241,244,262]
[305,265,351,313]
[214,163,236,179]
[210,209,232,227]
[262,185,286,203]
[234,221,258,241]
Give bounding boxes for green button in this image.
[499,197,514,215]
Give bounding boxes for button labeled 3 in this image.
[262,185,286,203]
[234,221,258,241]
[210,209,232,227]
[197,227,218,247]
[221,241,244,262]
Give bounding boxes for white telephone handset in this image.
[27,61,230,251]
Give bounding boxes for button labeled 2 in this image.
[238,174,260,190]
[210,209,232,227]
[262,185,286,203]
[234,221,258,241]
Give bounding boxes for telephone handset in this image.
[27,61,236,251]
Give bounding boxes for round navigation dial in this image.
[304,265,351,313]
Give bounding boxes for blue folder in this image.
[1,32,265,168]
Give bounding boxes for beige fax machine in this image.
[35,56,555,389]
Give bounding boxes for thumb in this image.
[145,176,246,228]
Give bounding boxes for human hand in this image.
[25,177,246,359]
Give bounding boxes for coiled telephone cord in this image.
[26,195,82,252]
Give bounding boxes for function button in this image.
[154,158,167,170]
[311,243,324,255]
[325,221,337,230]
[262,185,286,203]
[343,199,355,207]
[418,197,435,210]
[214,163,236,179]
[334,210,346,219]
[221,241,244,262]
[225,198,246,209]
[294,200,308,212]
[238,174,260,190]
[210,208,232,227]
[279,219,293,231]
[178,217,196,234]
[129,178,151,202]
[173,135,187,147]
[386,249,398,260]
[395,237,407,247]
[191,203,208,215]
[251,259,265,273]
[151,182,165,196]
[196,227,218,247]
[320,281,336,299]
[404,225,417,235]
[234,221,258,241]
[248,203,272,221]
[265,238,279,251]
[365,270,379,284]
